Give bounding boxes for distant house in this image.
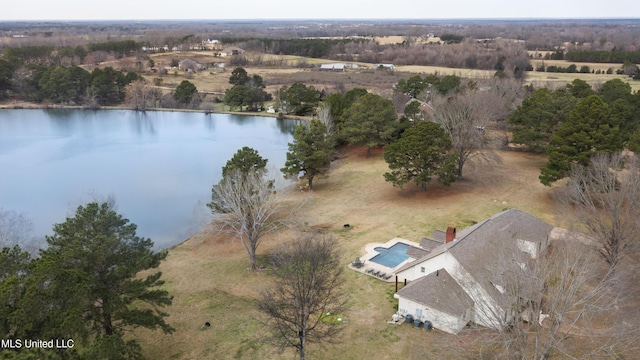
[178,59,204,72]
[393,209,554,334]
[403,99,434,120]
[319,63,346,71]
[220,46,245,57]
[374,63,395,70]
[202,38,221,50]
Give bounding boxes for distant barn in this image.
[319,63,346,71]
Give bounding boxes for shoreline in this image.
[0,100,313,121]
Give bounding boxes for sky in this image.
[1,0,639,21]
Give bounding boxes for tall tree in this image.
[383,121,457,192]
[224,84,254,111]
[323,88,367,141]
[597,78,632,104]
[566,78,595,98]
[221,146,268,178]
[31,202,174,356]
[258,233,347,360]
[90,67,132,105]
[540,95,623,186]
[431,91,493,179]
[469,237,629,359]
[556,153,640,272]
[207,170,289,270]
[395,75,429,98]
[0,245,32,341]
[342,93,399,157]
[279,82,322,116]
[126,79,160,111]
[173,80,198,105]
[508,87,577,153]
[0,59,15,98]
[228,67,250,86]
[0,208,37,251]
[281,120,333,190]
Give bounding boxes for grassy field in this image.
[140,51,640,100]
[135,146,561,359]
[527,58,640,92]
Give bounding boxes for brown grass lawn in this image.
[135,147,563,360]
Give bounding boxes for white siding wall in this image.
[396,298,469,334]
[396,252,451,281]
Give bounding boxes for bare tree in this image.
[556,152,640,272]
[258,232,347,360]
[466,236,634,359]
[431,90,494,179]
[316,103,335,136]
[0,208,41,254]
[207,170,291,270]
[125,80,161,111]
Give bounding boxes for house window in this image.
[421,267,425,273]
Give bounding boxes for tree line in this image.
[507,78,640,185]
[564,49,640,64]
[224,37,370,58]
[0,62,141,106]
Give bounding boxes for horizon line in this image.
[1,17,640,23]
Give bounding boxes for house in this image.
[403,99,435,120]
[220,46,245,57]
[202,38,220,50]
[393,209,554,334]
[178,59,204,72]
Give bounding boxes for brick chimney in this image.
[445,226,456,243]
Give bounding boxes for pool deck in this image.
[349,237,421,282]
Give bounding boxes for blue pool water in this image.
[370,242,410,268]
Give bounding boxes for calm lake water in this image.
[0,109,299,249]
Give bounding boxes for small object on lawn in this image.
[204,322,211,328]
[343,224,350,228]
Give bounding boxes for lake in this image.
[0,109,300,249]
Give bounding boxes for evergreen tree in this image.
[228,67,250,86]
[281,120,333,190]
[341,93,399,157]
[383,121,457,192]
[222,147,268,178]
[173,80,198,105]
[540,95,623,185]
[29,202,174,357]
[224,84,254,111]
[509,88,577,153]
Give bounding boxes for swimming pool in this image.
[370,242,410,268]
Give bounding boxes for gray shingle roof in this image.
[420,237,443,251]
[406,245,429,259]
[431,230,446,242]
[448,209,553,307]
[396,209,553,308]
[396,268,473,317]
